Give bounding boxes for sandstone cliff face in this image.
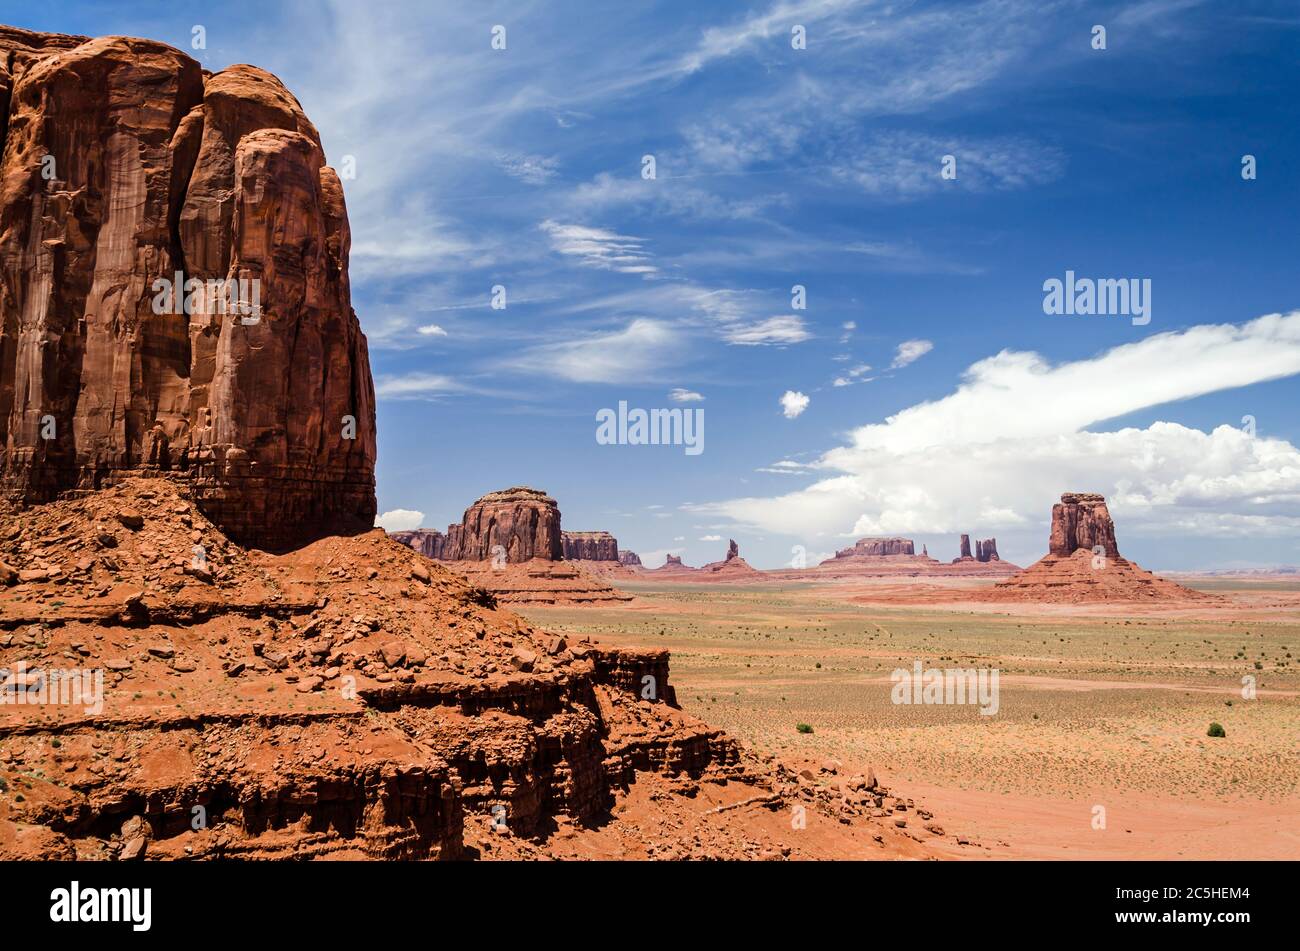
[833,537,916,559]
[440,487,562,562]
[562,530,619,562]
[0,26,376,548]
[618,549,642,567]
[1049,492,1119,558]
[958,534,972,559]
[390,528,446,560]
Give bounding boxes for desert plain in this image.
[518,574,1300,860]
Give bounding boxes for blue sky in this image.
[7,0,1300,569]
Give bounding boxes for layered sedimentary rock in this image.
[562,530,619,562]
[990,492,1209,603]
[0,26,376,549]
[386,488,626,603]
[439,487,562,563]
[1048,492,1119,559]
[618,549,642,567]
[803,532,1018,580]
[834,537,915,558]
[389,528,446,560]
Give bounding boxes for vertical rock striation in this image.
[1048,492,1119,558]
[0,26,376,548]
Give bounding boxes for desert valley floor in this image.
[519,576,1300,860]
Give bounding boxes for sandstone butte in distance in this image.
[0,26,377,549]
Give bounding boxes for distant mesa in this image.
[618,549,643,567]
[389,528,445,560]
[988,492,1210,603]
[834,537,916,558]
[812,533,1018,578]
[387,486,628,604]
[562,530,619,562]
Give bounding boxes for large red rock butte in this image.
[1048,492,1119,558]
[430,487,562,563]
[388,487,630,604]
[989,492,1210,603]
[0,26,376,550]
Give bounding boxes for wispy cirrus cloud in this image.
[503,318,686,384]
[540,220,658,274]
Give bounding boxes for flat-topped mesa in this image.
[1049,492,1119,559]
[442,486,562,563]
[618,549,642,567]
[0,27,376,549]
[664,554,687,568]
[389,528,446,560]
[975,538,1000,562]
[834,537,916,558]
[562,530,620,562]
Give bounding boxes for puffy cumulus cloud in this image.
[375,508,425,531]
[670,387,705,402]
[780,390,810,418]
[694,311,1300,542]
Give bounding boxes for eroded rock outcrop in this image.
[389,528,446,560]
[0,26,376,549]
[562,530,619,562]
[834,537,916,558]
[990,492,1209,603]
[433,487,561,563]
[1048,492,1119,559]
[618,549,642,567]
[975,538,999,562]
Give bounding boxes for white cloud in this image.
[417,324,448,337]
[497,152,559,184]
[695,311,1300,543]
[375,373,462,400]
[540,220,657,274]
[504,318,684,383]
[780,390,811,418]
[670,387,705,402]
[891,339,933,369]
[699,534,723,541]
[831,131,1065,201]
[725,315,811,346]
[758,460,816,475]
[375,508,425,531]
